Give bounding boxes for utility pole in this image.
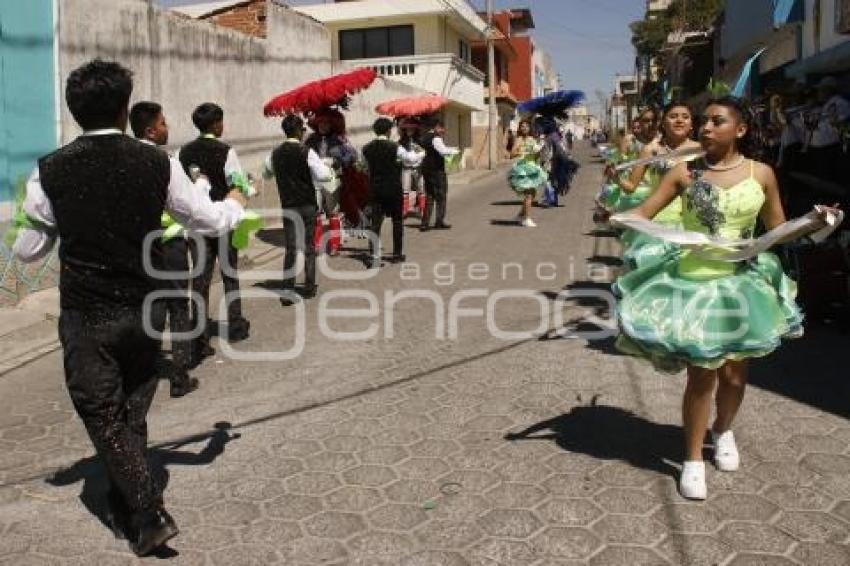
[487,0,498,170]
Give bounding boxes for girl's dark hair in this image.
[638,106,660,124]
[705,96,764,159]
[659,100,694,140]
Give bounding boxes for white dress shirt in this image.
[13,129,245,262]
[262,139,335,183]
[373,135,425,167]
[811,95,850,148]
[431,135,460,157]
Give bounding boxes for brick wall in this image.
[203,0,268,38]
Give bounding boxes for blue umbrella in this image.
[518,90,585,118]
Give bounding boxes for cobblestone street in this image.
[1,145,848,565]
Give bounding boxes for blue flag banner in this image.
[732,48,767,98]
[773,0,802,27]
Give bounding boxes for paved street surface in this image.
[1,144,849,565]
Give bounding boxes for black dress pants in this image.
[152,239,192,372]
[283,205,318,291]
[369,194,404,257]
[190,233,244,343]
[59,308,162,514]
[422,170,448,227]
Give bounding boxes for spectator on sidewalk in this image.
[177,103,251,364]
[12,59,246,556]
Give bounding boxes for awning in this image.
[785,40,850,80]
[773,0,803,28]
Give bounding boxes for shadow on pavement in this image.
[490,200,523,206]
[505,403,680,477]
[750,323,850,419]
[490,219,522,227]
[584,229,619,238]
[46,422,239,550]
[256,228,285,247]
[587,255,624,267]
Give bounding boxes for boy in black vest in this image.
[178,103,250,364]
[419,118,459,231]
[13,60,246,556]
[264,114,333,305]
[362,118,423,267]
[129,101,199,398]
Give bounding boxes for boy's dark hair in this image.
[373,117,394,136]
[281,114,305,138]
[129,101,162,139]
[65,59,133,130]
[192,103,224,133]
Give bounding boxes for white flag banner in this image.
[610,207,844,262]
[614,146,705,172]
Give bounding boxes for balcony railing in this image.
[339,53,486,83]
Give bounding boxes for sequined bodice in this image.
[682,169,765,241]
[678,163,766,280]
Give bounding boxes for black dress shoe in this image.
[419,225,431,232]
[302,286,318,299]
[129,508,179,557]
[434,222,452,230]
[280,294,302,306]
[228,318,250,342]
[391,254,406,264]
[170,376,199,398]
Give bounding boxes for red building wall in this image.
[509,36,533,102]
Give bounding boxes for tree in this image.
[630,0,725,59]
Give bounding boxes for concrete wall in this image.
[0,0,57,210]
[56,0,332,174]
[55,0,430,176]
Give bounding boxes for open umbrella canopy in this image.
[517,90,585,118]
[375,95,448,117]
[263,68,378,116]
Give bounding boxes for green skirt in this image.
[508,160,547,194]
[614,251,803,373]
[611,182,652,212]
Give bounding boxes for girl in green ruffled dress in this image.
[615,97,837,501]
[620,102,702,270]
[508,119,547,228]
[596,110,660,215]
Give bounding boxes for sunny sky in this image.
[158,0,645,115]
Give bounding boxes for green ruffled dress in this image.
[620,165,682,270]
[615,165,803,373]
[508,139,547,194]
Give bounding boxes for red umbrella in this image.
[375,95,448,117]
[263,68,378,116]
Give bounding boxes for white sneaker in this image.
[521,218,537,228]
[712,430,740,472]
[679,461,707,500]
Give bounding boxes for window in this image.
[339,25,414,60]
[459,39,471,64]
[838,0,850,34]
